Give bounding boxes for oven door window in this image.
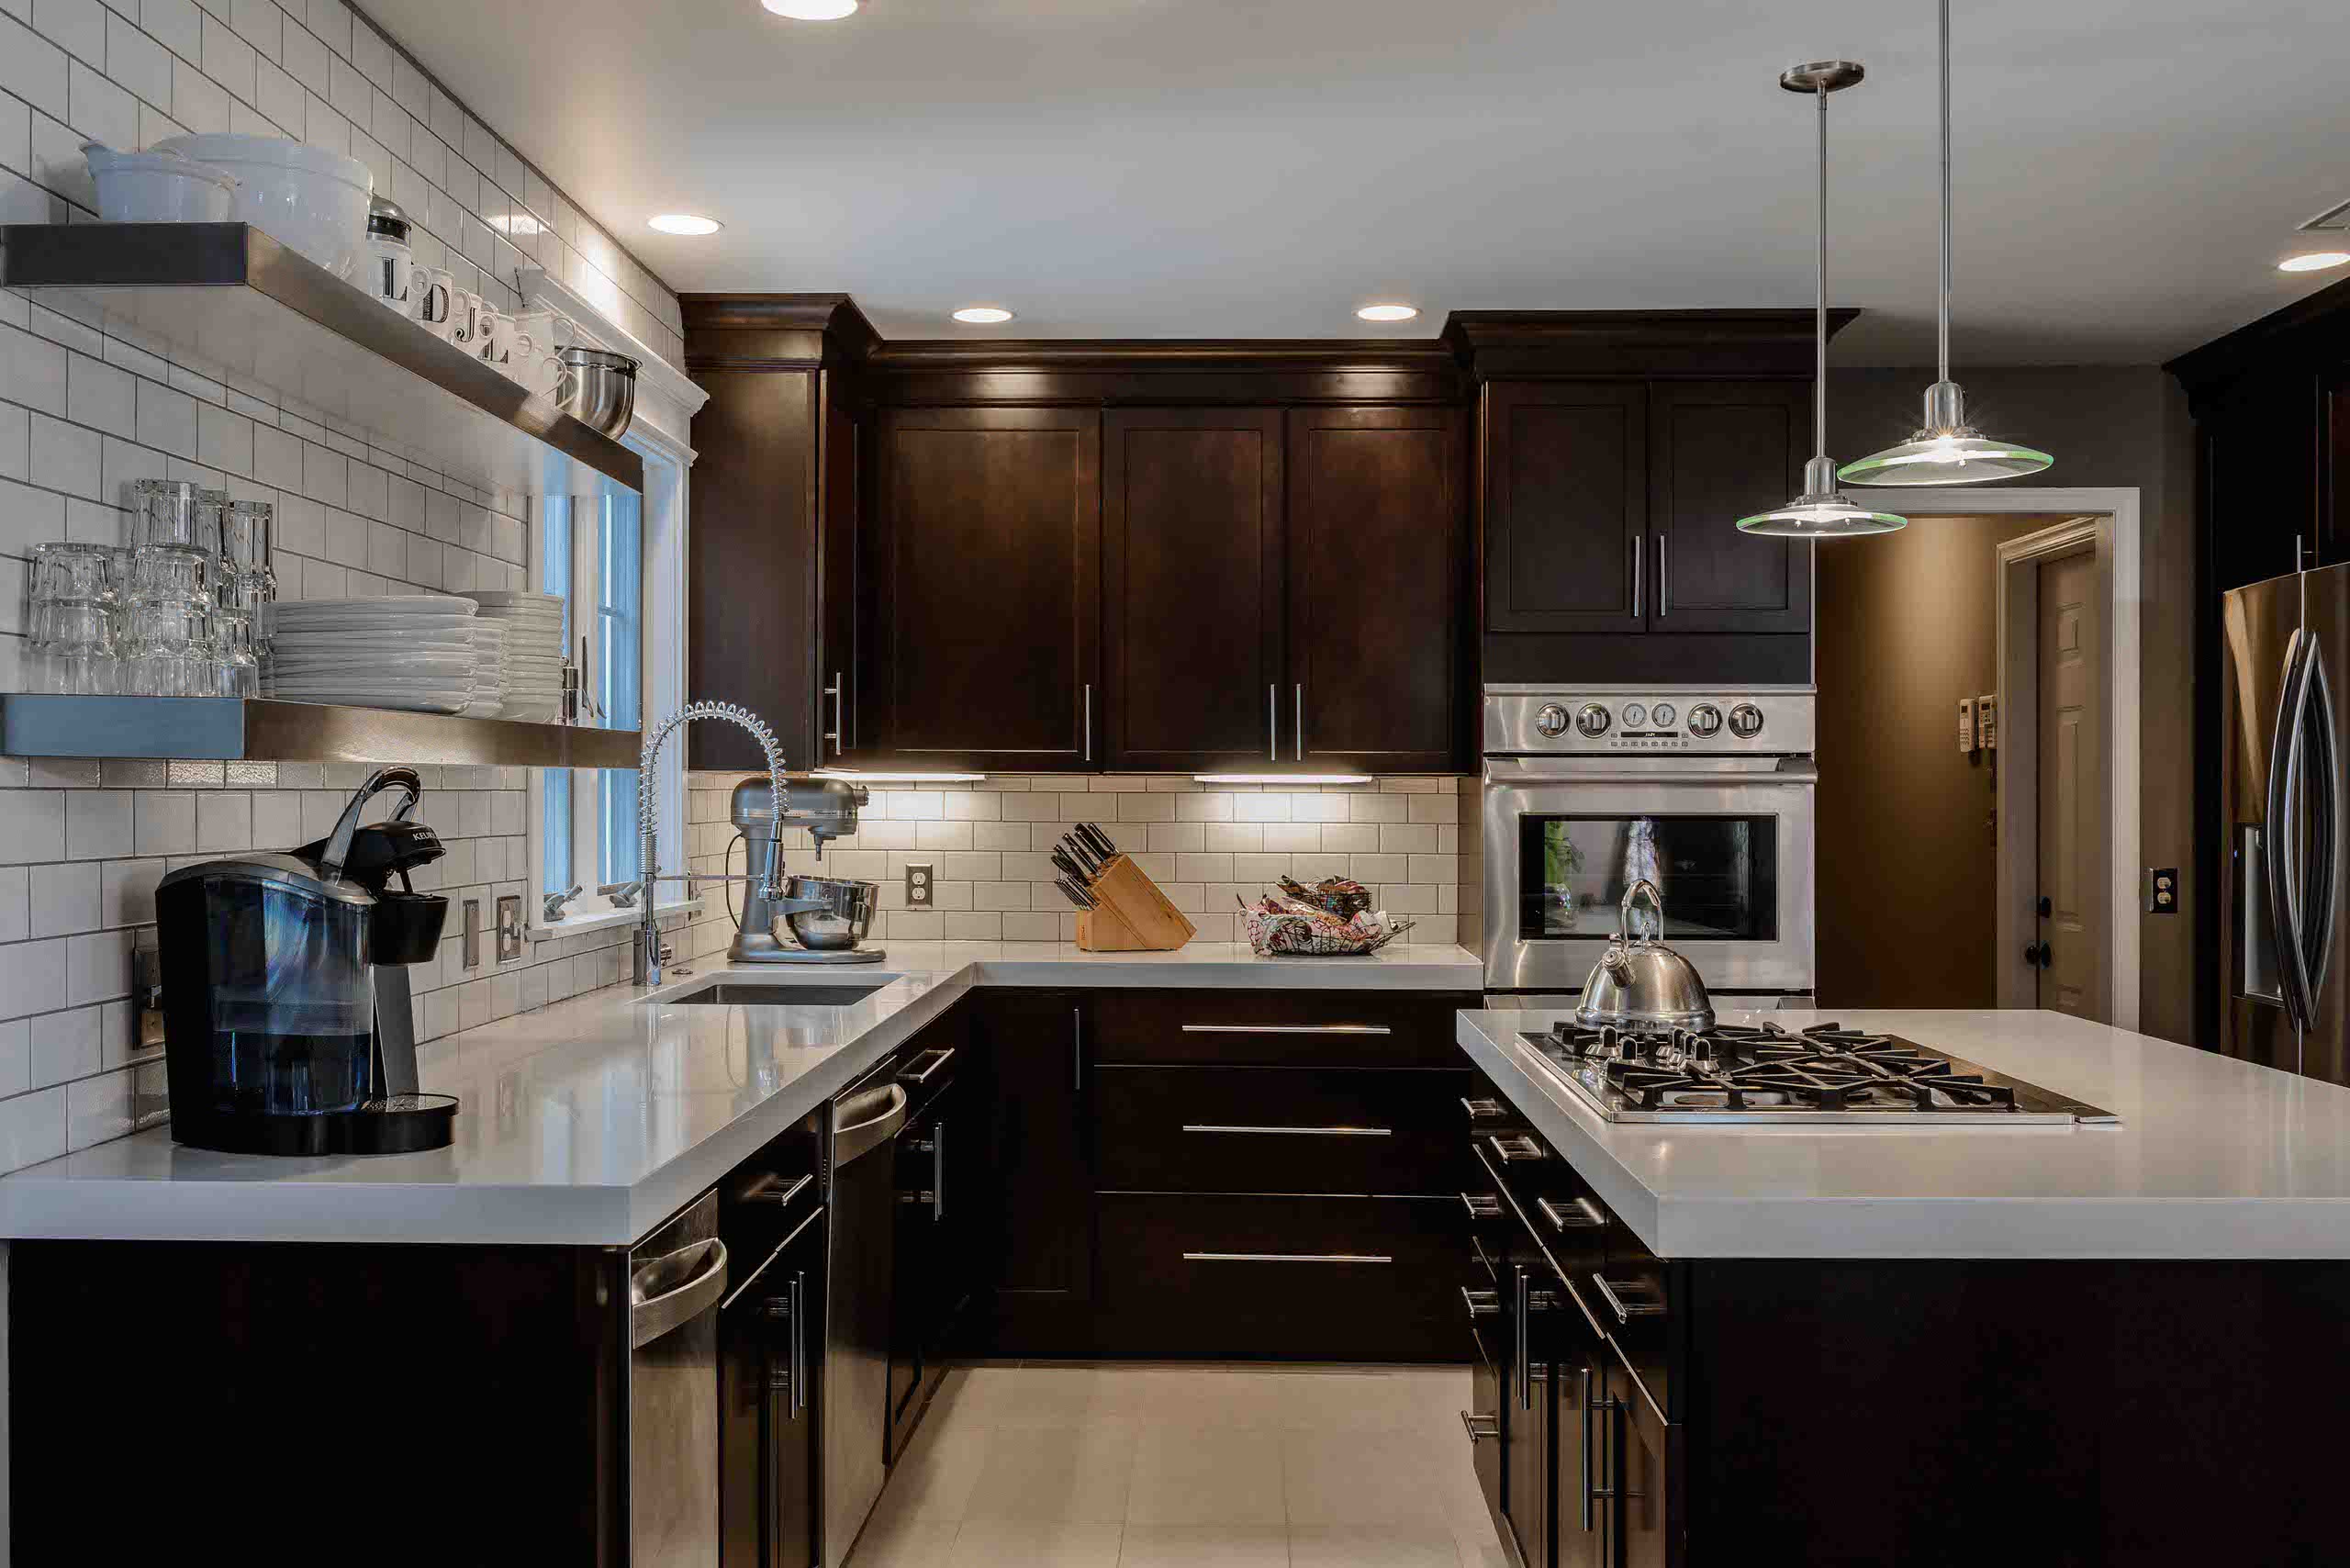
[1518,815,1778,940]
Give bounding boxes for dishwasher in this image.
[822,1053,909,1568]
[628,1190,730,1568]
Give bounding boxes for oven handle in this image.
[1483,757,1818,785]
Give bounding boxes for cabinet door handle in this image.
[1461,1285,1500,1317]
[790,1268,808,1417]
[1270,683,1278,762]
[1591,1272,1666,1323]
[932,1117,945,1222]
[1538,1194,1606,1233]
[1083,684,1092,761]
[1631,537,1642,619]
[1460,1409,1499,1441]
[1485,1132,1545,1164]
[1293,683,1304,761]
[1181,1023,1392,1036]
[1515,1267,1531,1409]
[823,672,843,756]
[1184,1251,1393,1264]
[1656,534,1669,617]
[1181,1124,1393,1137]
[1073,1005,1082,1090]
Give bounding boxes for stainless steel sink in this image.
[664,982,890,1007]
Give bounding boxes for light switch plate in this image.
[1958,697,1976,754]
[462,898,482,969]
[905,863,934,908]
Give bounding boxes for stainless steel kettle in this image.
[1574,879,1716,1034]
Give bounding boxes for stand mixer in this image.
[726,774,886,964]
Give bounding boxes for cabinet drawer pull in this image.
[1460,1192,1503,1220]
[1181,1124,1392,1137]
[1460,1409,1498,1442]
[1591,1273,1666,1324]
[1180,1023,1393,1036]
[1486,1132,1546,1163]
[897,1046,956,1086]
[1460,1096,1507,1120]
[1538,1195,1606,1232]
[1460,1286,1500,1317]
[741,1171,814,1209]
[1182,1251,1393,1264]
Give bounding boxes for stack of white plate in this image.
[464,590,566,722]
[263,596,478,714]
[462,618,507,719]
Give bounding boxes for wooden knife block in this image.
[1075,855,1197,951]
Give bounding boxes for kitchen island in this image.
[1453,1004,2350,1568]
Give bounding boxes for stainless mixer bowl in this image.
[554,347,637,439]
[782,875,878,951]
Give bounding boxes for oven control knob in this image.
[1686,703,1723,738]
[1728,703,1764,739]
[1535,702,1570,738]
[1575,703,1612,738]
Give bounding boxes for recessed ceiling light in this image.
[952,306,1014,324]
[762,0,859,17]
[2280,251,2350,274]
[1356,303,1419,322]
[648,214,722,236]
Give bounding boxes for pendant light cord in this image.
[1938,0,1953,384]
[1815,80,1830,467]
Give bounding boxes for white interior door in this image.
[2036,548,2106,1018]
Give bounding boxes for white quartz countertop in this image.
[0,942,1479,1248]
[1460,1006,2350,1260]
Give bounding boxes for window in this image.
[532,429,688,931]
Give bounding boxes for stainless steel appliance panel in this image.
[2221,570,2320,1076]
[630,1190,729,1568]
[1481,756,1815,993]
[822,1063,911,1568]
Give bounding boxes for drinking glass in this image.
[29,542,118,603]
[212,611,259,697]
[119,597,211,697]
[129,546,214,606]
[221,500,273,573]
[132,480,224,554]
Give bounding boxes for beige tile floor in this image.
[846,1362,1507,1568]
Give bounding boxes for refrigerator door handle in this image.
[2300,642,2339,1012]
[2268,631,2318,1029]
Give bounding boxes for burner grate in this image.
[1540,1018,2020,1114]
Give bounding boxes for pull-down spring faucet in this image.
[632,701,788,988]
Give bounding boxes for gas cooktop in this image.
[1520,1020,2120,1126]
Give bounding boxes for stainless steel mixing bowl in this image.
[781,875,878,951]
[554,346,638,439]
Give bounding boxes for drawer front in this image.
[1097,1065,1470,1194]
[1090,989,1472,1069]
[1095,1193,1463,1360]
[1596,1217,1673,1419]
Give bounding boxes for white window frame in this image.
[520,271,707,939]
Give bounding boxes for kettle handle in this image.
[1620,878,1664,944]
[319,766,424,882]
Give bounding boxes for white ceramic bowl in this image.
[82,144,237,223]
[154,134,374,279]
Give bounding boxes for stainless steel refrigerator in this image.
[2222,566,2346,1083]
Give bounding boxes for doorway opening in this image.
[1815,487,2141,1026]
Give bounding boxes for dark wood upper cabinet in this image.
[1648,379,1810,633]
[1102,409,1284,770]
[862,407,1102,769]
[1287,406,1467,770]
[1483,382,1648,634]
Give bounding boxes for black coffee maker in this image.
[156,767,459,1155]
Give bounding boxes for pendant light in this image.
[1738,62,1908,539]
[1838,1,2052,486]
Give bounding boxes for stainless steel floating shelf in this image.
[0,223,642,496]
[0,696,640,767]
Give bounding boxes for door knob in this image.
[2023,942,2052,969]
[2036,895,2052,917]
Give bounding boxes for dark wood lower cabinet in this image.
[720,1208,823,1568]
[964,990,1093,1354]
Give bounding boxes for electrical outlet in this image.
[496,894,524,961]
[905,863,934,908]
[2145,868,2180,914]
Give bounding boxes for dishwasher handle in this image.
[834,1081,910,1167]
[628,1237,729,1350]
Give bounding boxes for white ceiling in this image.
[364,0,2350,362]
